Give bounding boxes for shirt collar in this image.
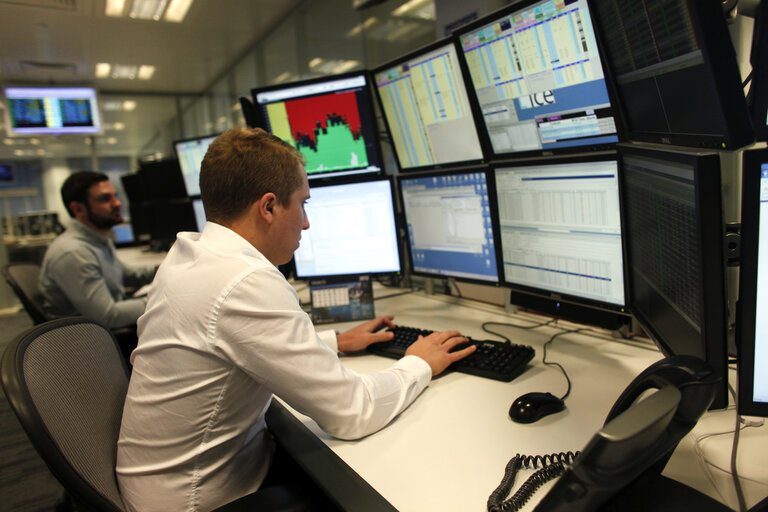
[69,219,113,248]
[186,221,272,265]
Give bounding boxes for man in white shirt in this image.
[116,127,476,512]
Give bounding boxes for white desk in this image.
[272,287,688,512]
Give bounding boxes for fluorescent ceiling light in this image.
[122,100,137,111]
[164,0,194,22]
[347,17,377,37]
[105,0,127,16]
[137,65,156,80]
[130,0,168,20]
[274,72,294,83]
[29,138,40,145]
[95,63,112,78]
[112,65,138,79]
[112,122,126,131]
[392,0,434,19]
[106,137,118,144]
[332,60,360,74]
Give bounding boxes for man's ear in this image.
[68,201,87,219]
[259,193,277,222]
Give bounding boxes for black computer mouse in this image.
[509,392,566,424]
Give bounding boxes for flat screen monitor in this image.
[737,149,768,417]
[493,154,628,328]
[293,177,401,279]
[174,134,218,196]
[137,158,188,200]
[589,0,753,150]
[398,167,500,283]
[252,72,383,180]
[3,86,102,136]
[192,197,207,231]
[454,0,619,159]
[372,38,486,172]
[749,0,768,142]
[149,198,197,247]
[619,145,728,409]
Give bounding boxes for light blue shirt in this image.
[38,219,154,328]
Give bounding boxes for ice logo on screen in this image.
[518,90,556,110]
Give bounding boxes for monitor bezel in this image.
[172,132,220,197]
[452,0,622,162]
[3,85,103,136]
[292,174,403,281]
[737,148,768,417]
[618,144,729,409]
[749,0,768,142]
[370,37,490,173]
[250,71,385,181]
[396,165,503,286]
[491,152,631,325]
[588,0,754,150]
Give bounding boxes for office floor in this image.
[1,310,66,511]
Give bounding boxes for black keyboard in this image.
[367,325,535,382]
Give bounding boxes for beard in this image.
[86,206,123,230]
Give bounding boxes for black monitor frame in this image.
[292,174,403,282]
[371,37,489,173]
[250,71,384,181]
[618,144,728,409]
[737,148,768,417]
[136,158,188,201]
[749,0,768,142]
[396,165,503,286]
[588,0,754,150]
[453,0,622,162]
[172,132,219,197]
[491,152,630,329]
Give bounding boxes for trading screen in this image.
[400,170,499,282]
[495,158,625,306]
[374,41,484,169]
[254,75,381,178]
[457,0,618,155]
[754,165,768,402]
[174,135,217,197]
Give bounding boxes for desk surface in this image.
[276,287,667,512]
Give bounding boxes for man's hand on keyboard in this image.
[405,331,476,376]
[336,315,397,353]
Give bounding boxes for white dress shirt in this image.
[116,222,431,512]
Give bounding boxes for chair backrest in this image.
[1,317,130,512]
[2,262,50,324]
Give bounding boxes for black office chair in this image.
[0,317,311,512]
[2,262,49,324]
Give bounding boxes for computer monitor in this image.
[749,0,768,142]
[136,158,188,200]
[148,198,198,249]
[619,145,728,409]
[293,176,401,279]
[589,0,753,150]
[454,0,620,160]
[173,133,218,196]
[3,86,102,136]
[251,72,383,180]
[737,149,768,417]
[192,197,207,232]
[372,38,486,172]
[492,154,628,328]
[398,167,500,284]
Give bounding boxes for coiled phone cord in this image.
[487,452,580,512]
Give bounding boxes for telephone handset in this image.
[488,355,720,512]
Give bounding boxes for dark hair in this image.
[199,127,305,225]
[61,171,109,218]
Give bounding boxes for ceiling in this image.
[0,0,306,161]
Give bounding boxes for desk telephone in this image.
[488,355,724,512]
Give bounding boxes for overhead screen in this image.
[737,149,768,417]
[398,168,499,283]
[174,134,217,197]
[373,38,485,171]
[493,155,626,321]
[619,145,728,409]
[455,0,619,158]
[252,72,383,180]
[4,86,102,136]
[293,177,401,279]
[589,0,753,149]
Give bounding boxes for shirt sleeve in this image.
[50,249,147,328]
[213,268,432,441]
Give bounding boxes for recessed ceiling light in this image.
[29,138,40,145]
[130,0,168,20]
[137,65,155,80]
[112,122,126,131]
[164,0,194,22]
[106,137,118,144]
[4,138,14,145]
[112,65,138,79]
[123,100,137,111]
[105,0,127,16]
[96,63,112,78]
[347,17,377,37]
